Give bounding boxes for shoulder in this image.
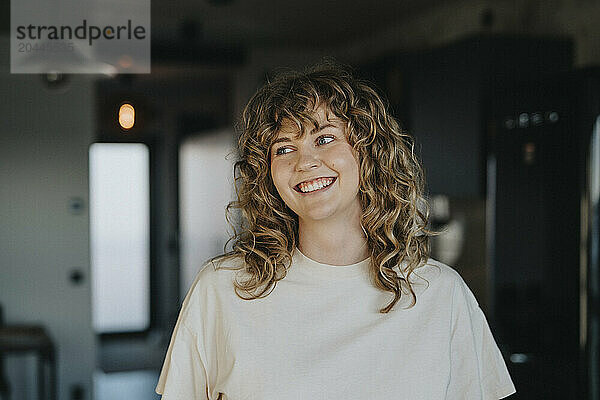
[180,255,245,309]
[174,255,246,328]
[408,257,465,288]
[406,257,478,308]
[190,254,245,290]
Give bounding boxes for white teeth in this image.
[299,177,334,193]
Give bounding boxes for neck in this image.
[297,213,369,266]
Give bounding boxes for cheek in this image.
[269,163,280,192]
[270,161,289,190]
[340,154,361,189]
[333,150,360,175]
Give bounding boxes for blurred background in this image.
[0,0,599,399]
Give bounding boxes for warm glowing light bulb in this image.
[119,103,135,130]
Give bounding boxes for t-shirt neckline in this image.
[292,246,371,279]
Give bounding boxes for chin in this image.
[299,210,337,222]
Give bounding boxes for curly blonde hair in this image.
[210,62,435,313]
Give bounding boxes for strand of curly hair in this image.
[208,61,438,313]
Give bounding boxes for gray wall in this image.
[0,36,96,400]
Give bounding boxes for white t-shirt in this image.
[156,247,516,399]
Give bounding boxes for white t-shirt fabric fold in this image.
[156,247,516,399]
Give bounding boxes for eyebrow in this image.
[270,123,337,149]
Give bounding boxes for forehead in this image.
[275,104,340,138]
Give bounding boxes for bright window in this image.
[89,143,150,333]
[179,131,235,300]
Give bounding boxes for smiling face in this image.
[269,105,362,224]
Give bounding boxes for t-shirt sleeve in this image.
[155,316,209,399]
[156,265,214,399]
[446,275,516,399]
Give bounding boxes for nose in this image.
[295,147,321,171]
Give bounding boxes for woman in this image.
[156,63,516,399]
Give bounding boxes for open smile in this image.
[293,177,337,194]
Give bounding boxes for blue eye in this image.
[317,135,334,145]
[275,147,292,155]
